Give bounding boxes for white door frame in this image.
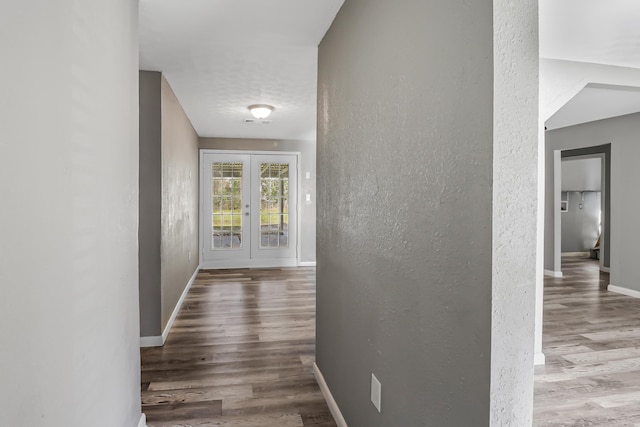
[199,149,301,269]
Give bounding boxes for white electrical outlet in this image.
[305,171,311,179]
[371,373,382,412]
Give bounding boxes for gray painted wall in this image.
[139,71,163,337]
[139,73,200,338]
[199,137,316,263]
[561,192,601,253]
[160,76,200,329]
[546,113,640,291]
[316,0,494,425]
[0,1,142,426]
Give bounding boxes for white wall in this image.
[492,0,539,423]
[0,2,142,427]
[561,158,602,191]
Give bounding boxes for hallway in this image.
[535,257,640,425]
[140,267,337,426]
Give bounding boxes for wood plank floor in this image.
[535,256,640,426]
[140,267,337,427]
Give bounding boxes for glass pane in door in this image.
[259,163,289,248]
[211,162,243,249]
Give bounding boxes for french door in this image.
[200,151,298,268]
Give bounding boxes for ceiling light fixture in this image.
[248,104,274,119]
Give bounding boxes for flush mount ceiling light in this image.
[248,104,275,119]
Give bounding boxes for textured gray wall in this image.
[0,1,141,425]
[160,76,200,329]
[316,0,494,425]
[199,137,316,263]
[138,73,200,337]
[546,113,640,290]
[139,71,162,337]
[561,192,601,253]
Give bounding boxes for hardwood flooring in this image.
[535,256,640,426]
[140,267,337,427]
[144,258,640,426]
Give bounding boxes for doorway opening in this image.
[559,156,603,265]
[552,144,611,276]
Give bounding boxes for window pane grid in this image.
[259,162,289,249]
[211,162,243,250]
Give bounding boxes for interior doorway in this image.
[559,157,602,261]
[200,150,298,268]
[553,144,611,275]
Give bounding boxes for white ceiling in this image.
[140,1,640,137]
[541,0,640,129]
[545,83,640,130]
[139,0,344,140]
[540,0,640,69]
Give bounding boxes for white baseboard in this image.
[313,363,348,427]
[200,258,297,269]
[600,266,611,273]
[137,413,147,427]
[140,265,200,348]
[561,252,589,257]
[298,261,317,267]
[534,352,546,366]
[162,266,200,343]
[608,284,640,299]
[544,270,563,278]
[140,335,163,348]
